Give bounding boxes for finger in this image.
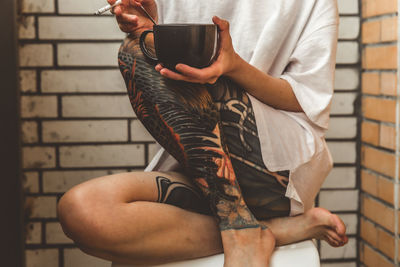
[107,0,116,5]
[159,67,196,82]
[212,16,230,32]
[176,64,221,81]
[155,64,163,72]
[116,13,139,25]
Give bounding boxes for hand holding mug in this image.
[155,16,240,85]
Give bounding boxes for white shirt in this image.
[147,0,339,214]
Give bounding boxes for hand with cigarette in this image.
[108,0,158,34]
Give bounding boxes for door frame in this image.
[0,0,24,265]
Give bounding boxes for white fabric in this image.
[145,0,338,213]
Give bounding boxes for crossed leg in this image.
[58,170,347,265]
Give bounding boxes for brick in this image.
[26,249,58,267]
[360,218,378,246]
[361,170,378,196]
[339,17,360,40]
[338,213,358,235]
[25,196,57,218]
[361,145,395,177]
[41,70,126,93]
[326,117,357,139]
[39,17,124,40]
[319,190,358,211]
[362,72,380,95]
[334,68,359,90]
[19,16,36,39]
[327,142,356,164]
[59,0,108,14]
[22,146,56,169]
[43,170,121,193]
[23,172,39,193]
[22,121,38,143]
[362,97,396,123]
[362,195,394,232]
[377,177,394,205]
[21,96,57,118]
[42,120,128,143]
[322,167,356,189]
[58,43,121,66]
[148,143,160,163]
[336,42,359,64]
[378,228,395,259]
[330,93,357,115]
[59,144,145,167]
[380,124,396,150]
[360,243,394,267]
[381,16,398,42]
[363,45,397,70]
[320,237,357,259]
[362,0,397,18]
[338,0,359,14]
[21,0,55,13]
[62,95,134,118]
[64,248,110,267]
[361,121,379,146]
[131,120,154,142]
[381,72,397,96]
[19,44,53,67]
[362,20,381,44]
[26,222,41,244]
[19,70,37,93]
[46,222,73,244]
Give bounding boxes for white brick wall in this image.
[39,17,125,40]
[58,43,121,66]
[19,44,53,67]
[42,70,126,93]
[42,120,128,143]
[19,70,37,92]
[26,249,58,267]
[18,0,360,266]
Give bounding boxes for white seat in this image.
[111,240,320,267]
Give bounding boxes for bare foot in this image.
[263,207,348,247]
[221,227,276,267]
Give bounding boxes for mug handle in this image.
[139,30,158,63]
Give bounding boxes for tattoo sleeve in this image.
[118,33,265,231]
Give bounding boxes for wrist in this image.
[225,52,244,79]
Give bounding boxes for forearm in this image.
[226,55,303,112]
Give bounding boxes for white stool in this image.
[112,240,320,267]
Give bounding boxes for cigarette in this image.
[94,0,122,15]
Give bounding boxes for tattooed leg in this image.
[208,80,290,220]
[118,34,262,231]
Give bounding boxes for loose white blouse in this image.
[145,0,339,215]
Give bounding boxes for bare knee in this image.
[58,183,118,251]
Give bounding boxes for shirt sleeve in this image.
[280,5,339,130]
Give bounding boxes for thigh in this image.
[75,171,212,215]
[209,78,291,220]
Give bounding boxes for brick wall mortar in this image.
[360,0,399,265]
[18,0,361,266]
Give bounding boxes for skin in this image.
[58,1,348,266]
[58,171,348,265]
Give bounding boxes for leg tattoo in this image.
[118,34,290,230]
[155,176,212,215]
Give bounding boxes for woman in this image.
[58,0,348,266]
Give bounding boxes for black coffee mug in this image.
[139,24,218,70]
